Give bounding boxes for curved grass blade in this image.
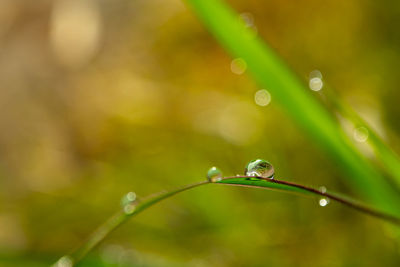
[56,176,400,266]
[183,0,400,215]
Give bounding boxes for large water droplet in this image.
[245,159,274,179]
[207,167,223,182]
[121,192,137,215]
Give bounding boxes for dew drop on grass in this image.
[121,192,136,207]
[121,192,137,215]
[309,69,323,79]
[319,198,330,207]
[239,12,254,27]
[309,77,323,91]
[309,70,323,91]
[245,159,274,179]
[319,186,327,194]
[239,12,258,38]
[123,204,136,215]
[207,167,223,182]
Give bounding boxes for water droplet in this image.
[319,186,327,194]
[207,167,223,182]
[121,192,137,215]
[254,89,271,107]
[353,126,369,143]
[319,198,330,207]
[239,12,254,27]
[239,12,258,37]
[309,70,323,91]
[309,70,323,79]
[245,159,274,179]
[121,192,136,207]
[230,58,247,75]
[123,204,136,215]
[309,77,323,91]
[54,255,73,267]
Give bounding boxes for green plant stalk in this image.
[183,0,400,215]
[60,176,400,266]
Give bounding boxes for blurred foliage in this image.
[0,0,400,266]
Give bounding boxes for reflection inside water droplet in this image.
[245,159,274,179]
[319,198,330,207]
[207,167,223,182]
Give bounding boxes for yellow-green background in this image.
[0,0,400,266]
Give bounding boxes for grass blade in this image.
[57,176,400,266]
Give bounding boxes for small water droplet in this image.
[309,77,323,91]
[239,12,258,38]
[254,89,271,107]
[353,126,369,143]
[207,167,223,182]
[245,159,274,179]
[121,192,136,207]
[239,12,254,27]
[309,70,323,79]
[123,204,136,215]
[319,198,330,207]
[230,58,247,75]
[319,186,327,194]
[54,255,73,267]
[121,192,137,215]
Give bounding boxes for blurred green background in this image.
[1,0,400,266]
